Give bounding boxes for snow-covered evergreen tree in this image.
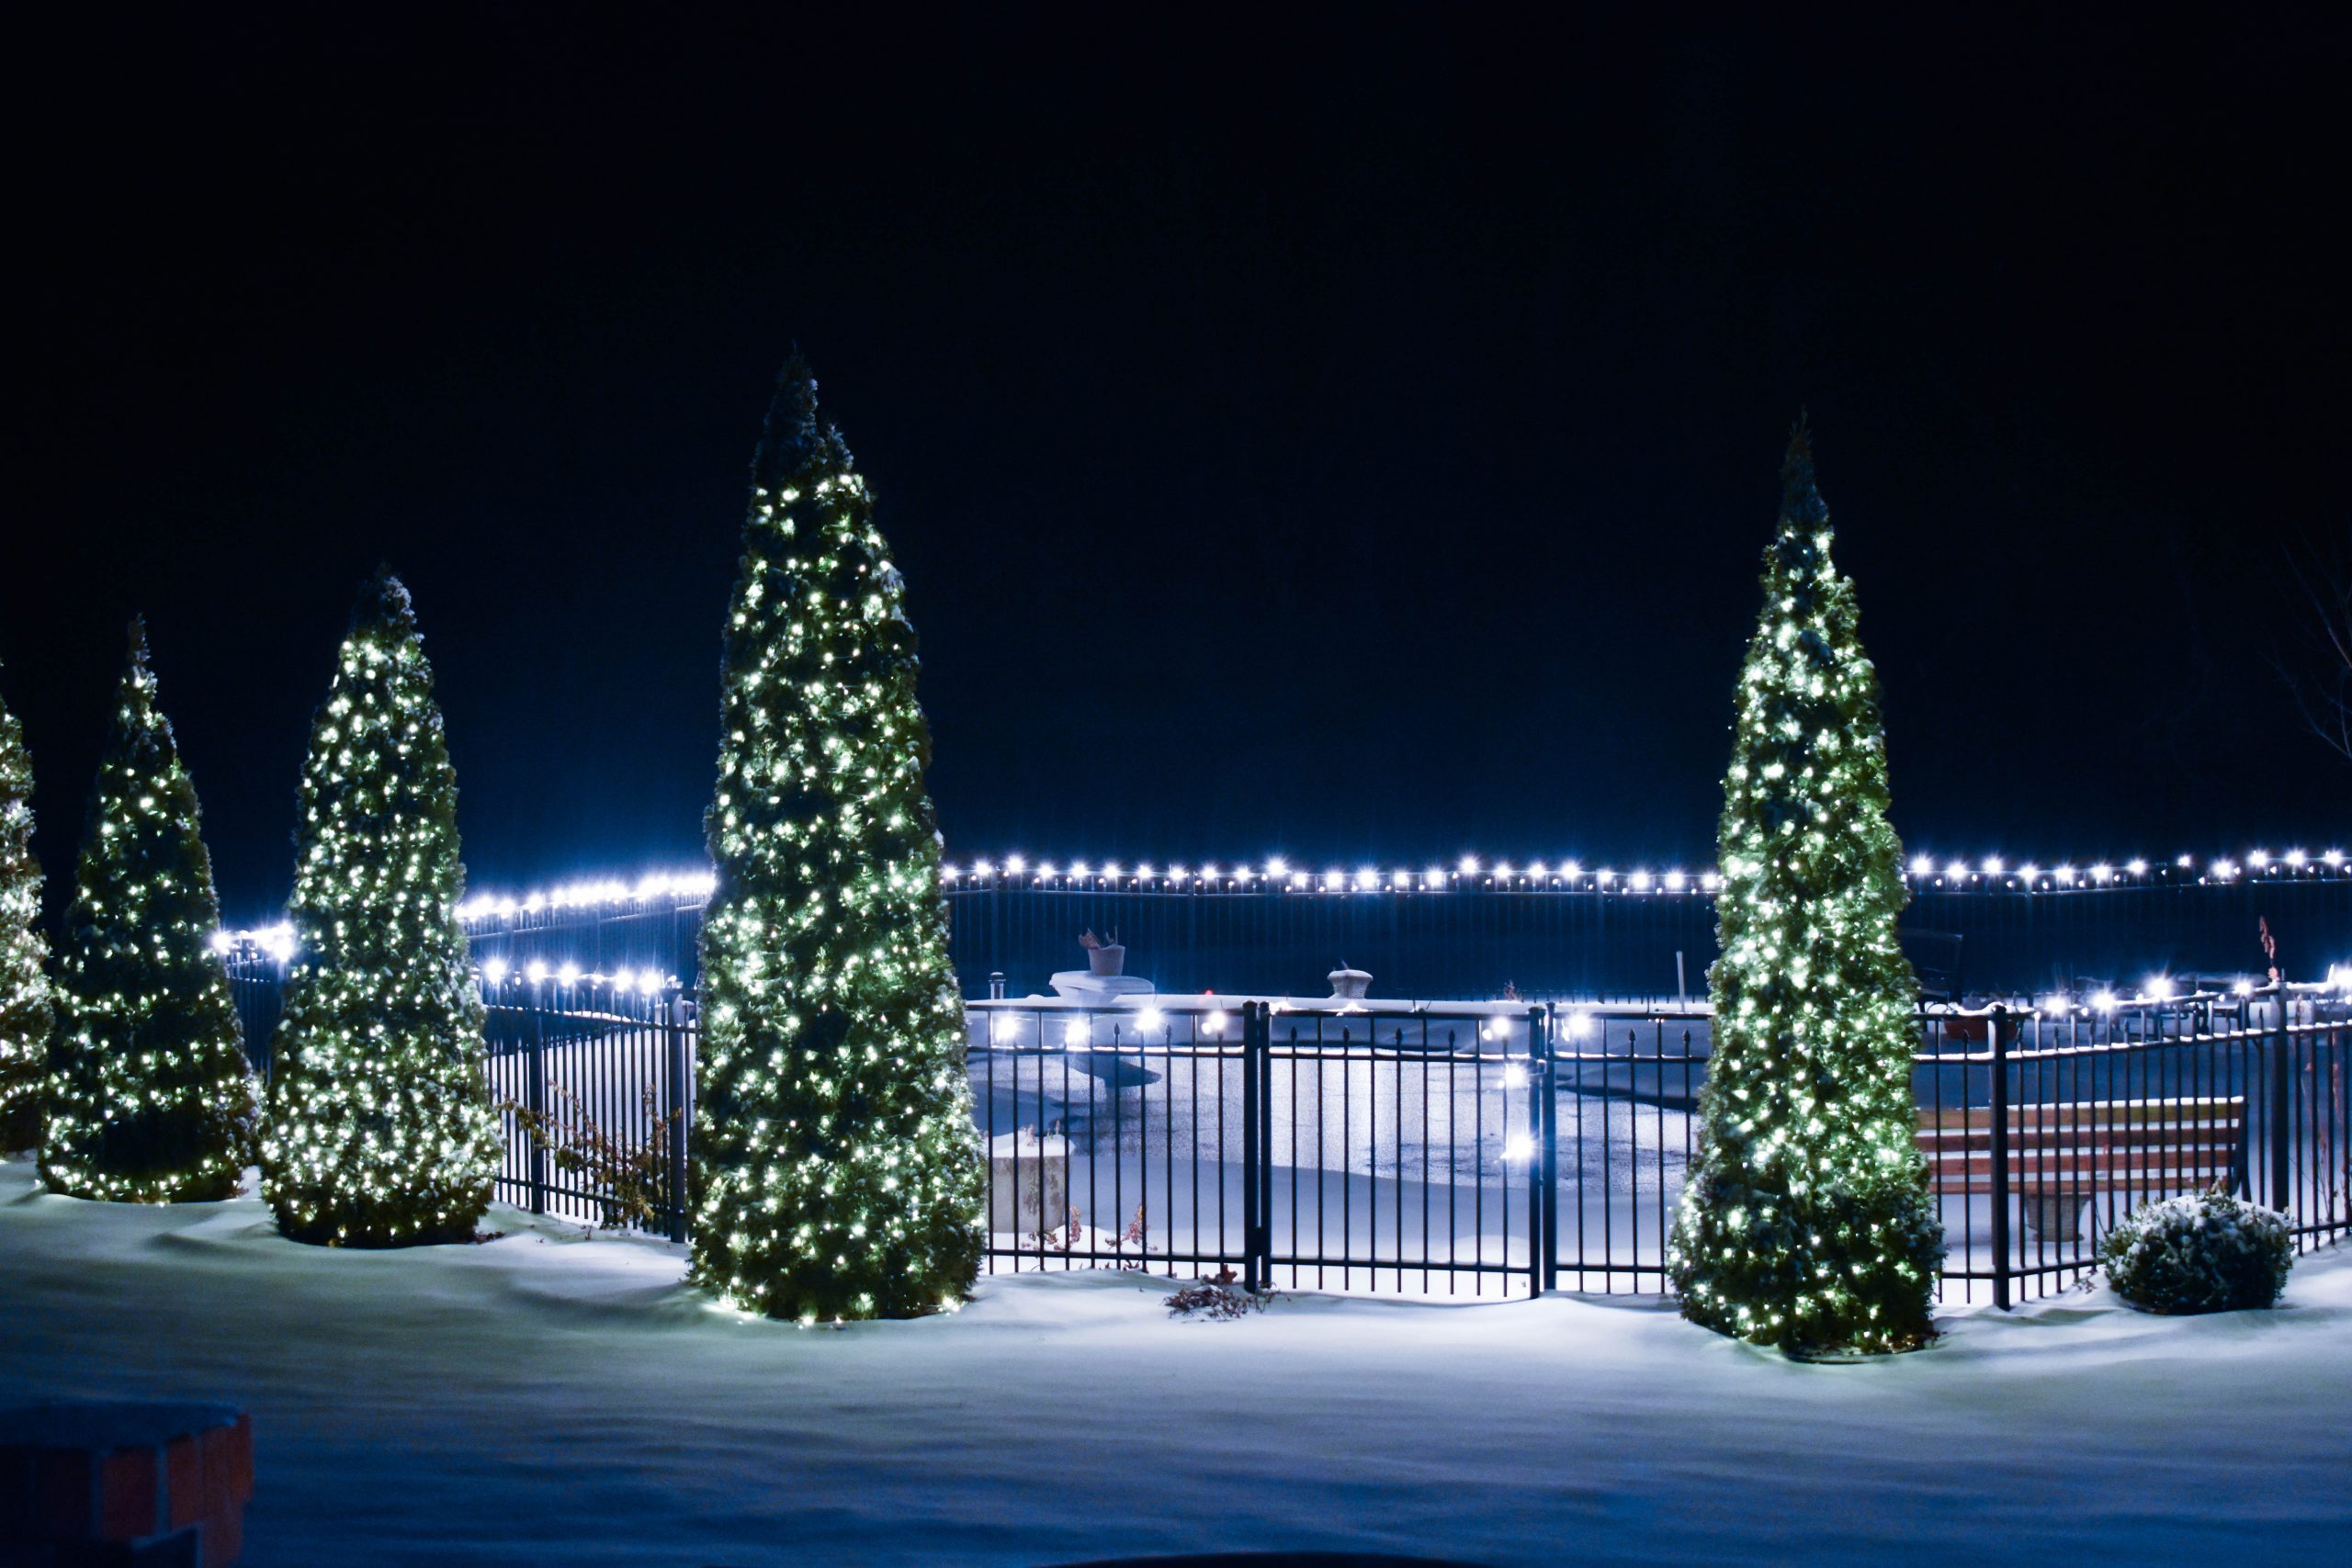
[691,356,984,1321]
[0,658,52,1152]
[265,572,496,1246]
[40,622,255,1201]
[1668,425,1942,1355]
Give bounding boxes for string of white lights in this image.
[208,843,2348,948]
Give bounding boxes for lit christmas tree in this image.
[264,572,497,1246]
[40,622,255,1201]
[692,356,984,1321]
[1668,424,1942,1355]
[0,658,52,1152]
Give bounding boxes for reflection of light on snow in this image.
[1501,1134,1533,1164]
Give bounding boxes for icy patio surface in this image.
[2,1159,2346,1567]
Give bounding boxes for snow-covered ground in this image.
[4,1156,2347,1567]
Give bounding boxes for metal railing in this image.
[223,958,2350,1307]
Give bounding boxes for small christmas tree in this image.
[265,572,497,1246]
[0,658,53,1152]
[1668,424,1942,1355]
[692,356,984,1321]
[40,622,255,1201]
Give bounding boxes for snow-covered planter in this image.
[2098,1190,2292,1314]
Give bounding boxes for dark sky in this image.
[9,7,2346,922]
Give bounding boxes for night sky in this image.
[10,8,2346,922]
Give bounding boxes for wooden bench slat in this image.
[1916,1098,2245,1131]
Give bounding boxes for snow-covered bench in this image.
[1915,1096,2246,1242]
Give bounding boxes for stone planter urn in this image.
[1087,942,1126,977]
[989,1129,1069,1235]
[1328,965,1373,1000]
[2023,1193,2087,1244]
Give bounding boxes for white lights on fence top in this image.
[1630,870,1655,891]
[1560,860,1582,877]
[2284,849,2307,868]
[2144,976,2175,1001]
[1458,854,1479,874]
[1137,1007,1166,1034]
[1205,1009,1228,1035]
[2248,850,2270,868]
[526,961,548,982]
[2092,988,2120,1012]
[2126,858,2148,875]
[1061,1019,1086,1048]
[1944,860,1969,880]
[1265,856,1288,878]
[1565,1010,1596,1039]
[2328,850,2347,867]
[482,957,511,983]
[2177,853,2194,868]
[1909,853,1934,875]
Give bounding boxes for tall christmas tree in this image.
[40,622,255,1201]
[264,572,497,1246]
[0,658,53,1152]
[691,356,984,1322]
[1668,424,1941,1355]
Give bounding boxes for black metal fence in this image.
[480,985,694,1240]
[447,863,2352,1003]
[226,956,2350,1307]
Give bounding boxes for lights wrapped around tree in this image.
[265,572,498,1247]
[0,658,50,1151]
[690,355,985,1322]
[40,622,256,1201]
[1668,425,1942,1356]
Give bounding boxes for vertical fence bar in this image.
[1241,1002,1262,1290]
[1989,1005,2012,1312]
[2270,987,2293,1213]
[527,995,548,1217]
[1531,1006,1554,1297]
[664,993,691,1243]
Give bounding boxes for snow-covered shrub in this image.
[2098,1190,2292,1314]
